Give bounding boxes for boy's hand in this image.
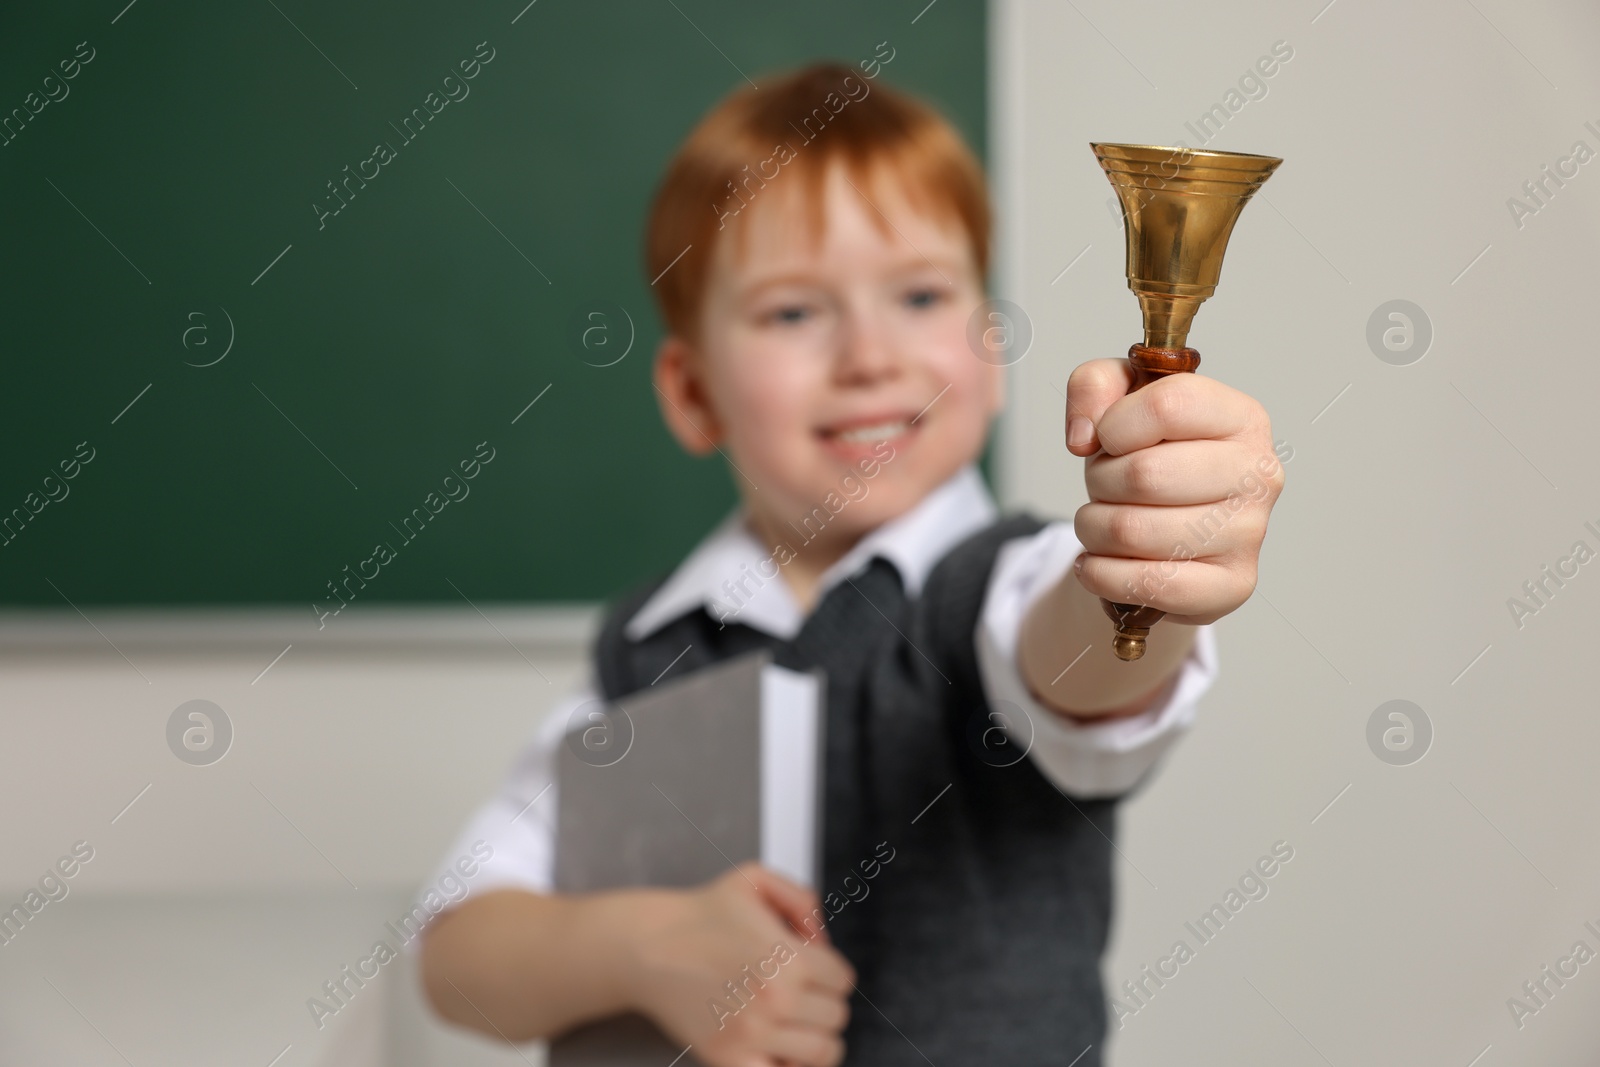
[629,863,855,1067]
[1064,358,1285,625]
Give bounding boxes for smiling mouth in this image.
[816,415,918,462]
[824,419,912,444]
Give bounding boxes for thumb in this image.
[740,863,829,944]
[1065,357,1135,457]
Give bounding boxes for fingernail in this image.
[1073,552,1087,573]
[1067,416,1091,450]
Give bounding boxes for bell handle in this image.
[1100,343,1201,661]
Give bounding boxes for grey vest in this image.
[593,514,1118,1066]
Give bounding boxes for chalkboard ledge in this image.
[0,604,601,657]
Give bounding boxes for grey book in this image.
[550,649,826,1066]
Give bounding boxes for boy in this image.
[420,62,1282,1066]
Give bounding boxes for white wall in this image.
[0,609,586,1065]
[991,0,1600,1062]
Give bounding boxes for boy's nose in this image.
[833,310,902,384]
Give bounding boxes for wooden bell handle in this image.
[1100,343,1201,661]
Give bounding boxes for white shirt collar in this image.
[623,464,999,642]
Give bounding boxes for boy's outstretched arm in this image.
[421,864,855,1067]
[1017,357,1285,722]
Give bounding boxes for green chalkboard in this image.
[0,0,986,607]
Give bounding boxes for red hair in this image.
[643,62,990,344]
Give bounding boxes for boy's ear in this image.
[652,334,723,455]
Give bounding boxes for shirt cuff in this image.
[975,520,1219,798]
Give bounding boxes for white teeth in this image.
[834,421,909,443]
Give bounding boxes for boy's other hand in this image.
[1063,358,1285,625]
[629,863,855,1067]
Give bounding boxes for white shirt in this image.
[423,465,1217,904]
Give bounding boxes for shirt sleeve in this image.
[407,682,593,945]
[974,520,1219,798]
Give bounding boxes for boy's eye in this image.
[763,304,812,326]
[904,287,945,310]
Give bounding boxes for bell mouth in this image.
[1090,142,1282,162]
[1092,142,1283,195]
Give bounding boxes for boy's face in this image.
[656,161,1001,549]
